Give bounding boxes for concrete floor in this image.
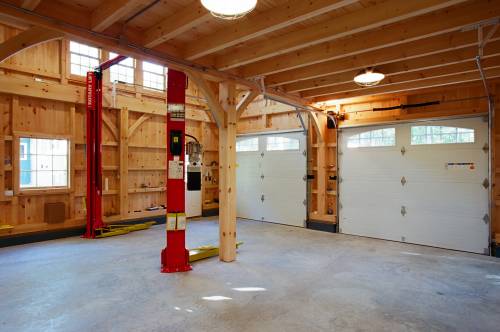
[1,218,500,332]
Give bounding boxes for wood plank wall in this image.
[0,23,218,236]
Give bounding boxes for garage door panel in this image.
[237,131,306,227]
[339,117,489,254]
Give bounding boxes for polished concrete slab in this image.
[0,218,499,332]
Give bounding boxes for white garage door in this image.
[339,117,489,254]
[236,131,307,227]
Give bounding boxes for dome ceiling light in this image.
[354,68,385,87]
[201,0,258,20]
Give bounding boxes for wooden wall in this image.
[0,23,219,237]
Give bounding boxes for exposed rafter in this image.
[91,0,150,32]
[20,0,41,10]
[284,39,500,93]
[303,57,500,98]
[313,67,500,102]
[184,0,358,60]
[143,1,210,48]
[240,0,500,78]
[266,29,499,87]
[215,0,467,70]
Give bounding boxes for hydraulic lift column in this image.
[84,55,127,239]
[161,69,192,273]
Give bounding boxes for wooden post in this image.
[119,107,129,217]
[0,107,4,202]
[218,81,237,262]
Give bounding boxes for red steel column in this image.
[161,69,192,273]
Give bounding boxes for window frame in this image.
[69,41,100,77]
[17,135,71,192]
[142,61,166,91]
[236,137,259,152]
[410,125,475,146]
[109,52,135,85]
[265,136,300,152]
[347,127,396,149]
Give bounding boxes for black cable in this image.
[185,134,199,143]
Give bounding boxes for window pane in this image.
[236,137,258,152]
[410,126,474,145]
[348,128,395,148]
[143,61,164,74]
[19,137,69,189]
[70,41,100,76]
[266,136,300,151]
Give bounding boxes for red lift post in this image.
[161,69,192,273]
[84,55,127,239]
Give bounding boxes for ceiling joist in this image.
[184,0,358,60]
[91,0,150,32]
[215,0,467,70]
[241,0,500,78]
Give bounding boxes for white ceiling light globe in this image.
[201,0,258,20]
[354,68,385,87]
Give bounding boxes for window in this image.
[266,136,300,151]
[143,61,166,90]
[109,52,135,84]
[70,41,100,76]
[236,137,259,152]
[347,128,395,148]
[411,126,475,145]
[20,138,69,189]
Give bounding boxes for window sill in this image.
[18,188,71,196]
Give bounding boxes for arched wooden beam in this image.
[0,26,64,63]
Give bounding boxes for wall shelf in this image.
[128,167,165,171]
[128,144,166,149]
[128,187,166,194]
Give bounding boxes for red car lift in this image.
[161,69,192,273]
[84,55,127,239]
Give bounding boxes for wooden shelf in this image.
[327,143,337,148]
[128,167,166,171]
[204,184,218,189]
[4,135,12,141]
[103,190,118,196]
[204,149,218,152]
[326,190,337,196]
[4,165,12,171]
[129,144,166,149]
[128,187,166,194]
[74,165,118,171]
[203,202,219,209]
[75,141,118,147]
[309,212,337,223]
[204,165,219,170]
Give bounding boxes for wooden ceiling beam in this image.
[266,29,497,87]
[21,0,42,10]
[302,56,500,98]
[143,1,210,48]
[184,0,358,60]
[285,40,500,93]
[313,67,500,102]
[241,0,500,78]
[91,0,150,32]
[214,0,467,70]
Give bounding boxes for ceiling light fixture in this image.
[201,0,257,20]
[354,68,385,87]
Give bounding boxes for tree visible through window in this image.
[20,138,69,189]
[70,41,100,76]
[411,126,475,145]
[347,128,395,148]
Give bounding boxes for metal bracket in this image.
[401,176,407,186]
[303,175,307,181]
[261,174,265,180]
[401,206,407,216]
[483,214,490,224]
[303,150,307,156]
[303,199,307,206]
[261,194,265,202]
[483,143,489,153]
[401,146,406,156]
[261,152,264,157]
[483,178,489,189]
